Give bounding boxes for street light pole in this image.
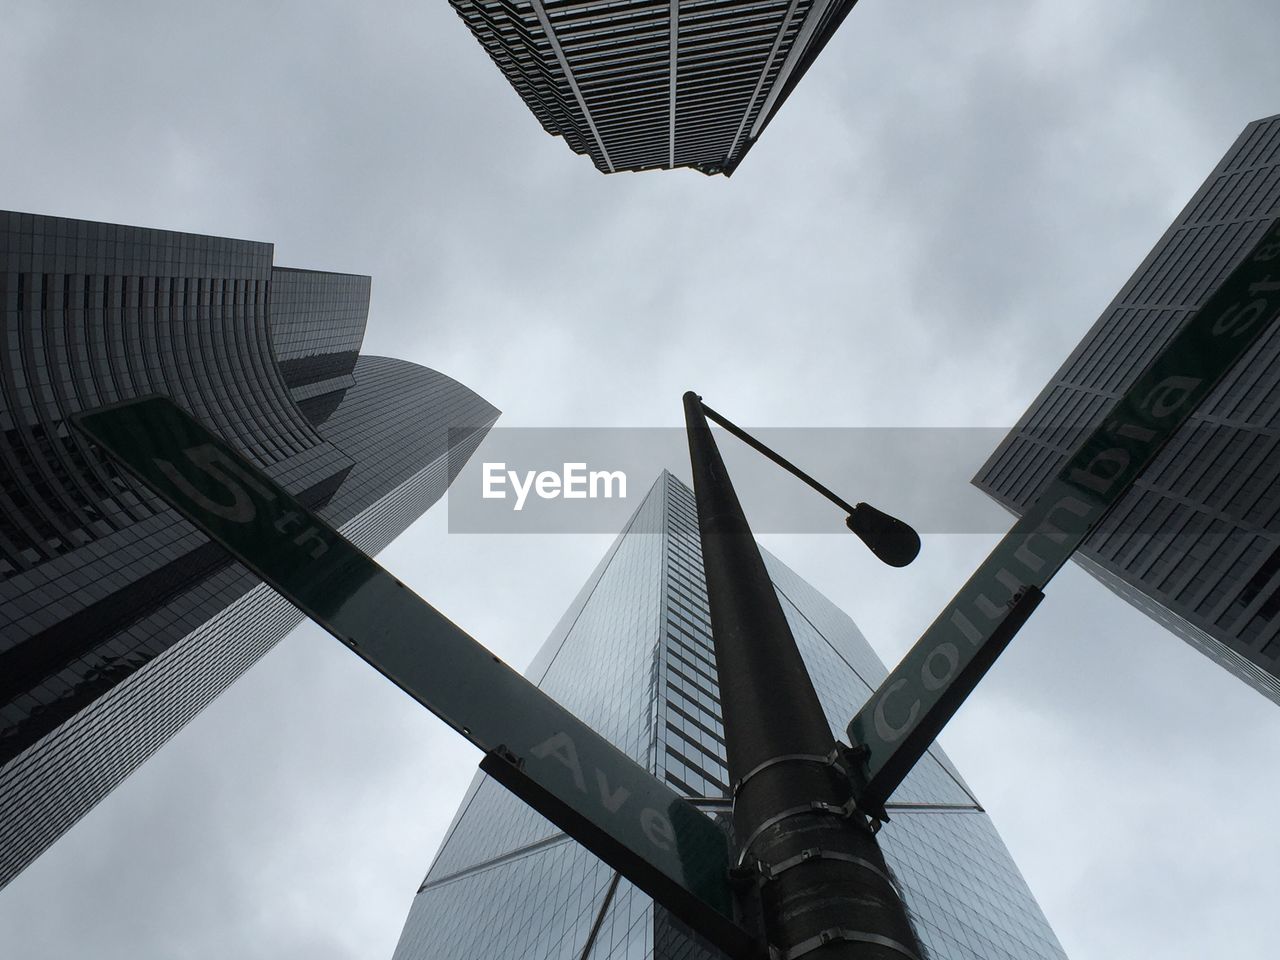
[683,392,923,960]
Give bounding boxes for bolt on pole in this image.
[683,392,924,960]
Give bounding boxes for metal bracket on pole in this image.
[777,929,925,960]
[757,848,897,889]
[733,799,865,867]
[731,751,850,797]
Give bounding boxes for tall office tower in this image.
[0,211,499,889]
[393,472,1066,960]
[447,0,858,175]
[974,114,1280,703]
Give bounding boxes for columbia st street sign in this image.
[847,218,1280,814]
[74,397,758,960]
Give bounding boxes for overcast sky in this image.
[3,1,1280,958]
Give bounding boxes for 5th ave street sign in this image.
[847,217,1280,814]
[74,397,759,960]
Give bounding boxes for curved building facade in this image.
[0,211,499,889]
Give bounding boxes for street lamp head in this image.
[846,503,921,568]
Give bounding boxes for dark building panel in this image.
[268,267,369,364]
[269,266,370,421]
[447,0,860,175]
[0,211,499,889]
[973,114,1280,703]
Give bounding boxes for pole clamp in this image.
[732,751,850,797]
[735,800,863,866]
[756,848,895,888]
[809,798,859,818]
[777,929,923,960]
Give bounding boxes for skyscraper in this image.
[392,472,1066,960]
[0,211,499,889]
[974,114,1280,703]
[447,0,859,175]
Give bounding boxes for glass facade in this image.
[392,472,1066,960]
[446,0,858,175]
[0,211,499,889]
[974,114,1280,703]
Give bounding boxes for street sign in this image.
[847,218,1280,814]
[74,397,758,960]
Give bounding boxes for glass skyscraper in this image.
[0,211,499,889]
[446,0,860,175]
[392,472,1066,960]
[974,114,1280,703]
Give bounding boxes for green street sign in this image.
[74,397,758,960]
[848,218,1280,814]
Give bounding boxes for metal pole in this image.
[683,391,923,960]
